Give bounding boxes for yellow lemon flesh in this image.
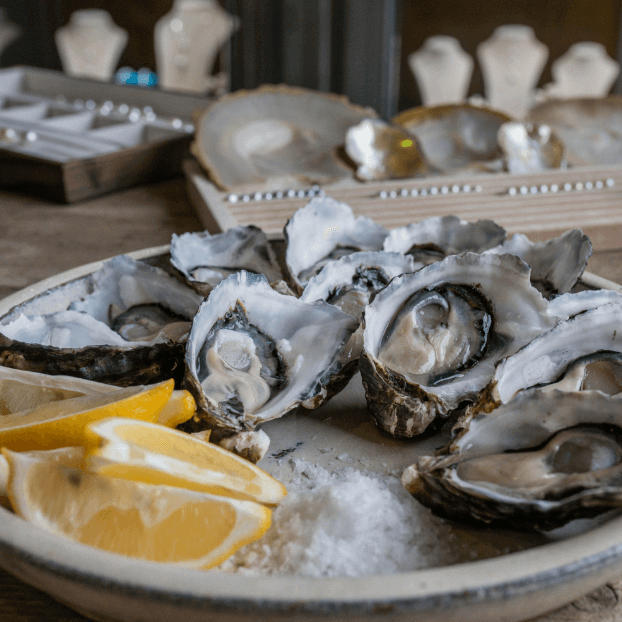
[0,379,174,451]
[83,417,287,505]
[4,449,271,569]
[157,390,196,428]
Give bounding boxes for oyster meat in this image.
[360,252,558,437]
[383,215,506,266]
[403,391,622,530]
[170,226,283,296]
[284,196,388,293]
[184,271,358,433]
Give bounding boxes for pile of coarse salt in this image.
[218,458,524,577]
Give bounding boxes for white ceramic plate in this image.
[2,248,622,622]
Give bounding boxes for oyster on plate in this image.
[497,122,565,174]
[0,256,203,386]
[472,301,622,414]
[527,96,622,166]
[344,118,430,181]
[192,85,376,191]
[183,271,358,433]
[392,103,513,174]
[383,215,506,266]
[360,252,558,437]
[284,196,388,293]
[170,226,283,296]
[485,229,592,298]
[402,390,622,530]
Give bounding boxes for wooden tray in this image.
[184,158,622,250]
[0,67,213,203]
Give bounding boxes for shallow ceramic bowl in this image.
[2,249,622,622]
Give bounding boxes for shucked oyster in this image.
[485,229,592,298]
[284,196,388,293]
[344,118,430,181]
[497,122,565,174]
[183,271,358,433]
[170,226,283,296]
[383,215,506,266]
[403,390,622,530]
[360,253,557,437]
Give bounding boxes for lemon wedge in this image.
[4,448,271,569]
[157,390,197,428]
[83,418,287,505]
[0,379,174,451]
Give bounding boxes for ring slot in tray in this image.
[0,66,213,203]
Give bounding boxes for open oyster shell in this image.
[170,226,283,296]
[360,253,558,437]
[497,122,565,174]
[403,390,622,530]
[392,103,512,174]
[485,229,592,298]
[183,271,358,433]
[284,196,388,293]
[192,85,376,191]
[473,301,622,414]
[344,118,430,181]
[383,215,506,265]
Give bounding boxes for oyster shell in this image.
[170,226,283,296]
[183,271,358,432]
[392,103,512,174]
[284,196,388,293]
[527,96,622,166]
[402,390,622,530]
[360,253,558,437]
[497,122,565,173]
[485,229,592,297]
[193,85,376,191]
[344,118,430,181]
[475,301,622,412]
[383,215,506,265]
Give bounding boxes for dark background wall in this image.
[1,0,621,118]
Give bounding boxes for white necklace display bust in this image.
[55,10,128,82]
[477,25,548,119]
[155,0,239,94]
[408,36,474,106]
[0,8,20,62]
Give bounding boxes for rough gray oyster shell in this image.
[183,271,358,433]
[402,390,622,530]
[360,252,558,437]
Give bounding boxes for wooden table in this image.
[2,177,622,622]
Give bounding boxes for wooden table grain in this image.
[2,177,622,622]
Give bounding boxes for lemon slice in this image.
[83,418,287,505]
[157,390,197,428]
[4,448,271,569]
[0,379,174,451]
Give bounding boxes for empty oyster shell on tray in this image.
[527,96,622,165]
[192,85,376,191]
[497,122,566,174]
[344,118,430,181]
[183,271,358,433]
[383,215,506,265]
[284,196,388,293]
[360,252,558,437]
[392,103,513,174]
[170,226,283,296]
[403,390,622,530]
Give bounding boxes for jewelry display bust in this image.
[55,10,128,82]
[154,0,239,94]
[0,8,20,62]
[408,36,473,106]
[548,42,620,99]
[477,25,548,119]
